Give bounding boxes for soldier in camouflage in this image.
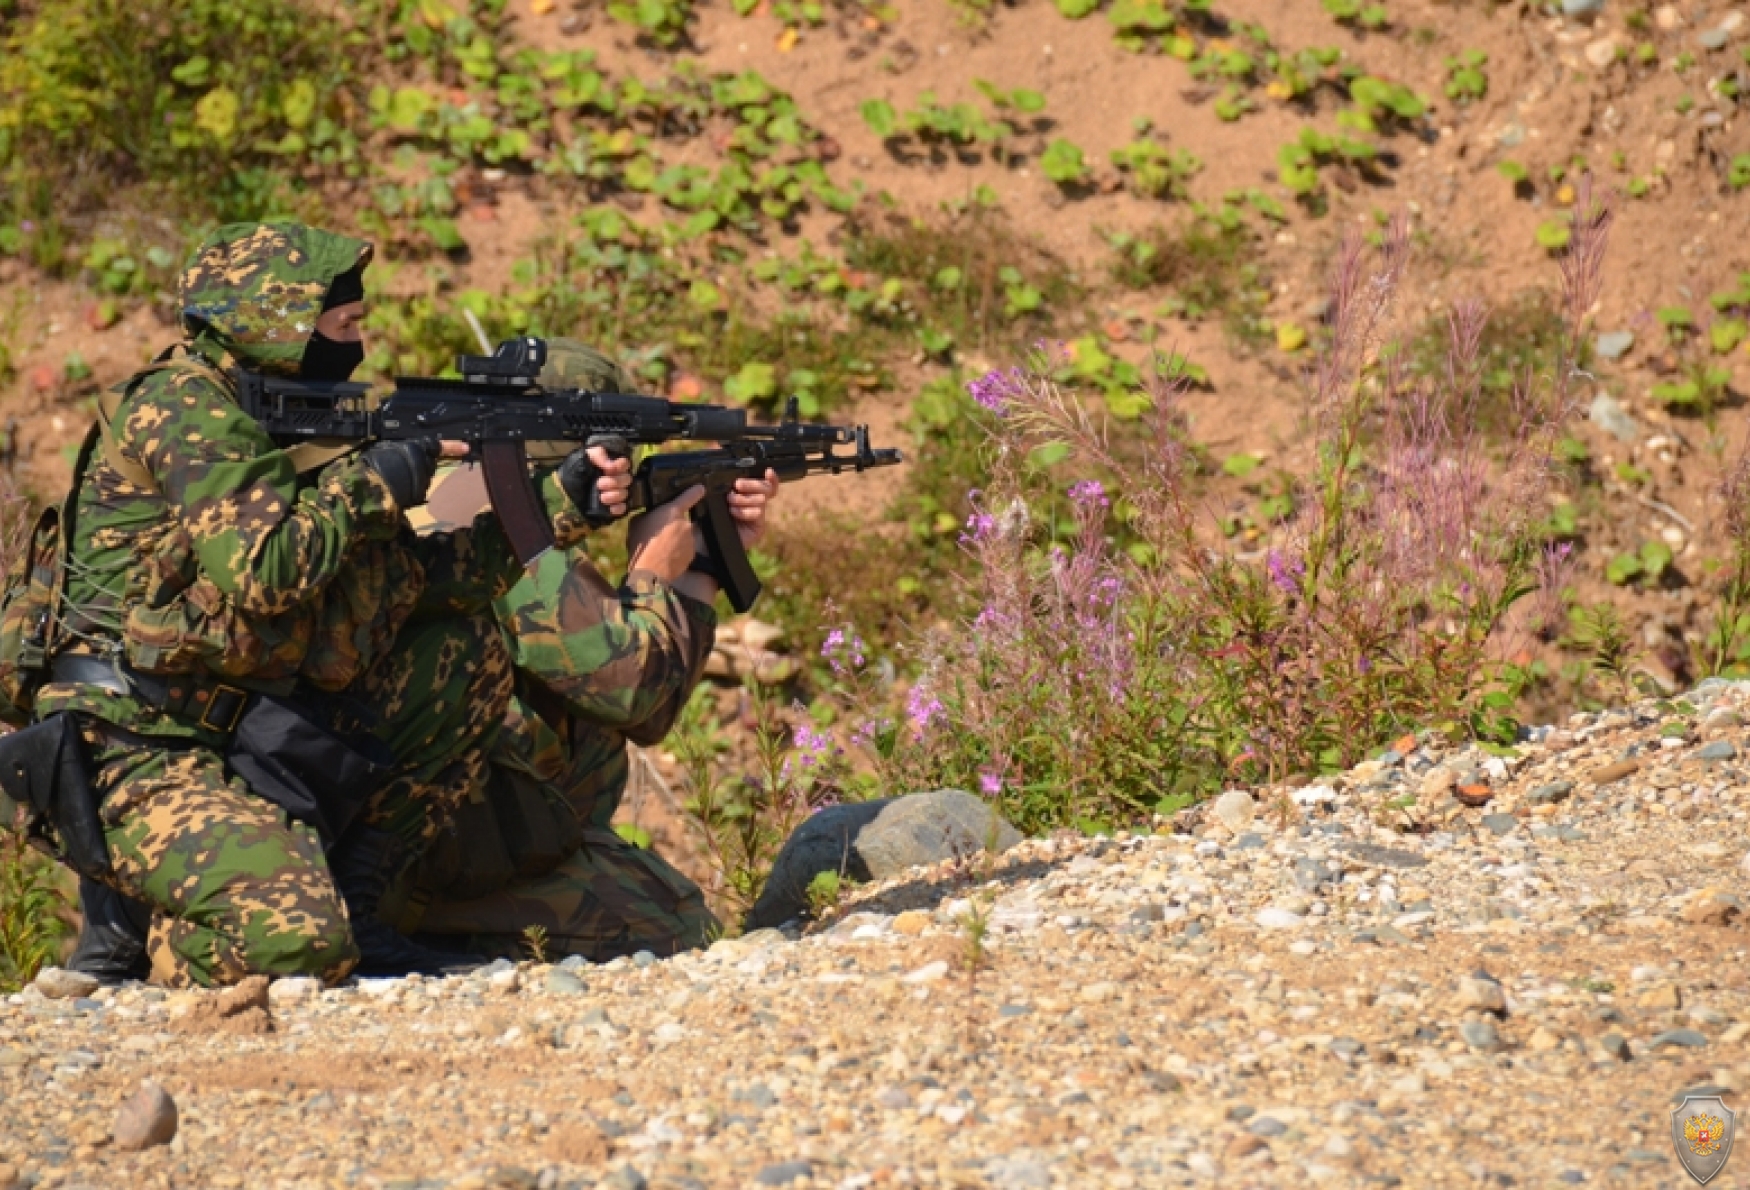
[41,225,629,986]
[396,340,777,961]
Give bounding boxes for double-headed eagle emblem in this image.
[1687,1112,1726,1158]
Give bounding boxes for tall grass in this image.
[818,189,1614,834]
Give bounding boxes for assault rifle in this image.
[234,335,902,612]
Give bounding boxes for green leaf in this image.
[1153,791,1196,816]
[1713,318,1749,353]
[1055,0,1102,17]
[1040,138,1088,184]
[1534,219,1572,251]
[194,87,240,143]
[724,361,779,404]
[1605,552,1643,585]
[1639,539,1674,579]
[614,823,653,849]
[859,98,897,137]
[281,78,318,130]
[1026,440,1072,470]
[1657,305,1695,329]
[1222,452,1262,477]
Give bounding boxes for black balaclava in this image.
[300,266,367,382]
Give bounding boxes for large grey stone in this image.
[744,791,1021,930]
[1589,392,1640,442]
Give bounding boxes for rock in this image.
[1225,1133,1269,1158]
[755,1161,813,1185]
[1722,12,1746,34]
[1461,1020,1503,1052]
[1601,1034,1632,1061]
[892,910,931,936]
[1638,985,1682,1010]
[1212,789,1256,833]
[267,976,321,1007]
[32,967,100,1000]
[1248,1115,1287,1137]
[986,1155,1054,1188]
[546,969,586,995]
[172,974,274,1035]
[1588,393,1640,443]
[738,618,786,651]
[1338,843,1429,869]
[1457,974,1507,1016]
[1680,890,1740,926]
[1584,37,1619,68]
[1420,767,1457,798]
[1254,907,1304,930]
[1697,741,1737,762]
[1697,27,1729,50]
[1528,1027,1562,1051]
[902,961,949,983]
[1528,781,1573,806]
[598,1167,648,1190]
[1587,759,1639,785]
[1481,813,1518,836]
[1560,0,1602,16]
[113,1080,179,1151]
[1649,1028,1709,1050]
[1654,3,1680,30]
[745,791,1021,930]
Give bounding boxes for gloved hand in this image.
[558,440,633,527]
[361,437,442,509]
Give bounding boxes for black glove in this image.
[361,437,441,509]
[558,436,626,528]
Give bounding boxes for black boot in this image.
[327,826,483,978]
[67,878,151,986]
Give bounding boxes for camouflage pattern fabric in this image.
[414,827,716,962]
[39,222,406,742]
[87,729,357,988]
[345,612,514,854]
[412,338,723,958]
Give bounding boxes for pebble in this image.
[113,1080,178,1151]
[902,960,949,983]
[1212,789,1255,833]
[754,1161,814,1185]
[1528,781,1573,805]
[1649,1028,1709,1049]
[1595,330,1634,360]
[1461,1020,1503,1052]
[1601,1034,1632,1061]
[1697,27,1729,50]
[1457,974,1507,1016]
[1254,907,1305,930]
[1696,741,1737,762]
[267,976,321,1006]
[32,967,100,1000]
[1481,813,1518,836]
[546,968,586,995]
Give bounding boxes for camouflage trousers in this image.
[88,613,512,987]
[413,826,718,962]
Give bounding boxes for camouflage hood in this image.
[539,338,631,393]
[178,222,373,377]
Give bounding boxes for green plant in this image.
[1277,125,1376,206]
[1322,0,1388,29]
[521,923,550,964]
[804,870,852,919]
[607,0,694,46]
[1730,155,1750,190]
[1040,138,1090,186]
[1568,604,1640,702]
[1,834,71,993]
[1109,139,1201,199]
[1606,539,1674,586]
[1535,218,1572,251]
[1444,50,1488,103]
[1105,205,1271,347]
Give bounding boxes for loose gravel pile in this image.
[8,681,1750,1189]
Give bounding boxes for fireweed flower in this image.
[782,719,836,783]
[905,684,944,739]
[1265,549,1305,596]
[1068,479,1109,509]
[979,769,1003,797]
[821,627,866,676]
[966,367,1026,415]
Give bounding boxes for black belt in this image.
[50,655,262,734]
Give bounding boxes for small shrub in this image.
[838,190,1613,832]
[1,835,71,993]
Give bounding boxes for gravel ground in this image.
[8,681,1750,1189]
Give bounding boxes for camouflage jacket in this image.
[492,552,717,830]
[37,223,549,741]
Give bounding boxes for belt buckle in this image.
[198,684,250,733]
